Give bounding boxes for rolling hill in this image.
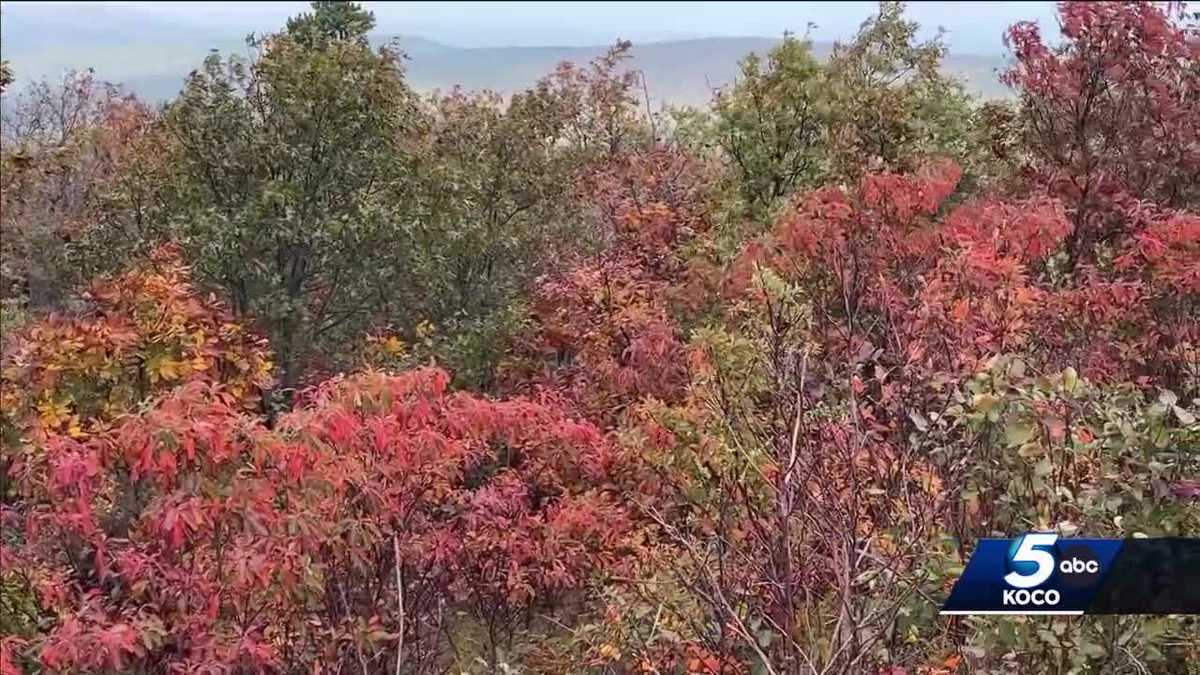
[1,5,1012,107]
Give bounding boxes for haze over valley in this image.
[2,1,1023,106]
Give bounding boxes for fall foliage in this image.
[1,1,1198,674]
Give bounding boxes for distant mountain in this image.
[391,36,1011,107]
[1,6,1011,108]
[399,36,782,108]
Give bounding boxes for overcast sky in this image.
[8,1,1060,53]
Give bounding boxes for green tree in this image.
[394,87,585,385]
[161,2,421,395]
[822,1,974,179]
[708,2,977,223]
[376,43,644,388]
[285,0,375,47]
[712,33,826,220]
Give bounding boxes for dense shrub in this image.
[2,2,1198,674]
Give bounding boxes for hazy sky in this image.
[9,1,1061,53]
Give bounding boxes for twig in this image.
[394,535,404,675]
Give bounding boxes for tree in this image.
[154,8,651,396]
[712,34,826,219]
[0,70,156,321]
[388,85,596,388]
[160,3,421,395]
[1004,1,1200,266]
[822,1,974,180]
[355,40,649,390]
[539,40,644,160]
[285,0,375,47]
[708,2,976,222]
[998,1,1199,401]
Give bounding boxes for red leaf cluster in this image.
[732,156,1196,388]
[1004,1,1200,259]
[3,366,639,672]
[506,147,713,422]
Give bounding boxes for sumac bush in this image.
[2,366,642,673]
[3,2,1199,674]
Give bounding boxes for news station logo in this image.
[941,534,1111,615]
[941,534,1200,615]
[999,533,1101,608]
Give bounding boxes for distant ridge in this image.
[389,35,1010,107]
[2,8,1011,107]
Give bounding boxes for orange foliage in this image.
[1,245,273,445]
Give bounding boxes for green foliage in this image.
[368,43,642,387]
[960,613,1196,675]
[158,18,419,392]
[404,88,591,336]
[956,99,1027,194]
[362,302,532,392]
[712,34,826,220]
[707,1,977,224]
[91,8,644,392]
[0,573,40,640]
[284,0,375,47]
[944,356,1199,538]
[921,356,1200,673]
[822,1,974,179]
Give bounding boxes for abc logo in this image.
[1002,534,1102,606]
[1057,544,1101,589]
[1059,558,1098,573]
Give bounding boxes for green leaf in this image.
[1062,366,1078,393]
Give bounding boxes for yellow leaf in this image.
[383,336,406,356]
[147,356,185,383]
[972,393,1001,414]
[37,398,72,429]
[598,643,621,661]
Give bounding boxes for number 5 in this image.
[1004,533,1058,589]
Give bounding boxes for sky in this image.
[9,1,1061,54]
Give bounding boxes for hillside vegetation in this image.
[0,2,1197,674]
